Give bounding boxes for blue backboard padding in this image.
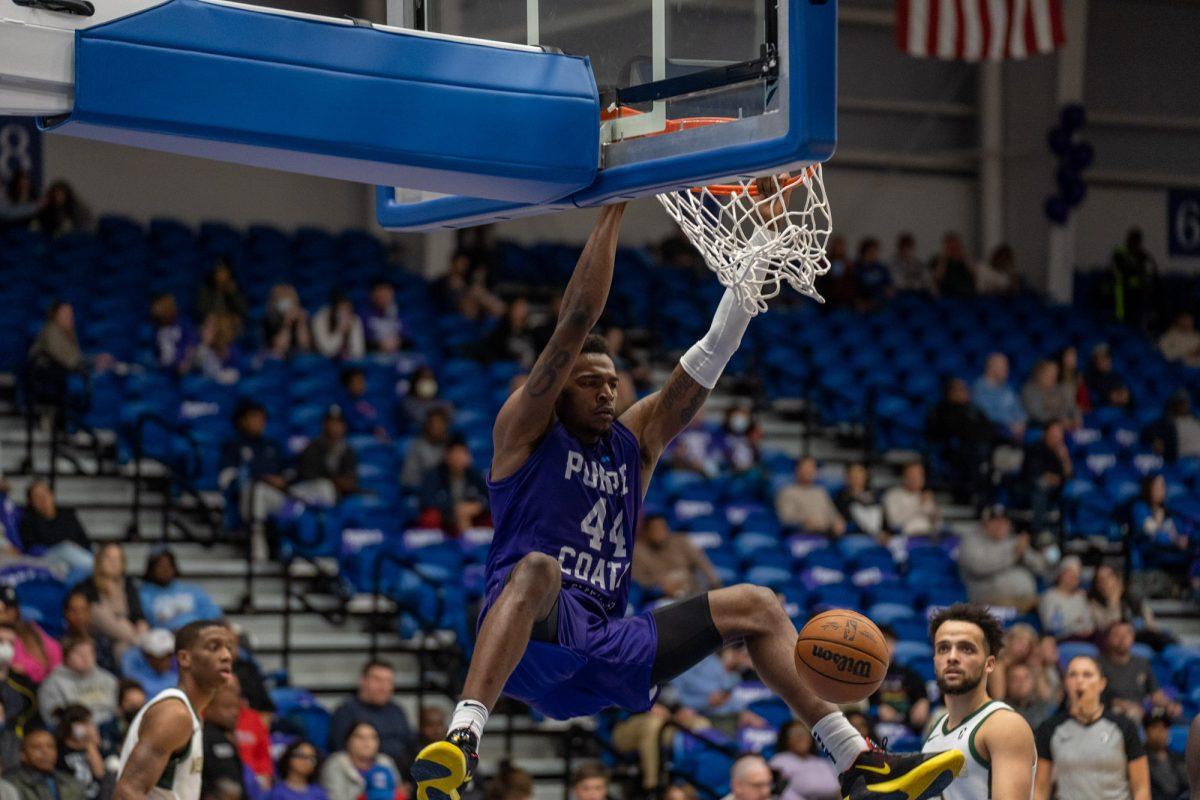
[377,0,836,230]
[50,0,599,204]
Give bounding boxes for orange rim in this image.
[601,107,815,196]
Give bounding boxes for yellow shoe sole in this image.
[854,749,966,800]
[412,741,468,800]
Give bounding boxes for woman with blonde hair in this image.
[72,542,148,657]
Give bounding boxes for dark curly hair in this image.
[927,602,1005,657]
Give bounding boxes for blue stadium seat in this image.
[893,641,933,666]
[1057,641,1100,670]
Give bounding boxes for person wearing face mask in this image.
[401,367,448,434]
[1,621,40,770]
[0,586,62,685]
[1034,655,1150,800]
[263,284,313,360]
[37,638,118,728]
[99,682,146,761]
[361,280,405,354]
[717,407,761,475]
[52,706,105,800]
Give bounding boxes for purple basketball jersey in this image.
[486,419,642,617]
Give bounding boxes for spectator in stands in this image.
[0,170,41,229]
[418,439,488,534]
[5,730,84,800]
[195,312,244,383]
[1084,343,1132,409]
[139,551,222,632]
[821,235,855,307]
[484,761,533,800]
[479,297,538,368]
[958,504,1044,611]
[568,763,607,800]
[74,543,147,661]
[1021,360,1081,428]
[337,369,389,441]
[51,706,103,800]
[1109,227,1156,329]
[975,244,1021,296]
[312,290,365,361]
[295,406,357,504]
[1034,655,1150,800]
[1145,389,1200,462]
[631,513,721,598]
[33,183,89,238]
[0,585,61,685]
[414,706,445,753]
[925,376,995,503]
[774,457,845,536]
[1158,312,1200,367]
[725,754,772,800]
[1056,346,1088,415]
[1003,662,1055,730]
[149,294,198,375]
[1038,556,1096,640]
[1133,474,1191,558]
[1144,708,1188,800]
[18,481,92,575]
[201,683,248,800]
[263,284,313,360]
[328,661,414,774]
[852,237,893,311]
[400,366,448,434]
[28,303,106,396]
[98,680,144,760]
[362,280,405,354]
[611,701,708,792]
[36,638,116,728]
[870,626,930,734]
[400,408,450,490]
[716,406,762,475]
[769,721,839,800]
[989,623,1052,704]
[835,462,883,537]
[1,620,39,761]
[1088,564,1173,651]
[890,233,932,294]
[882,462,941,537]
[320,723,400,800]
[218,401,288,558]
[197,259,248,328]
[972,353,1027,441]
[268,742,327,800]
[434,252,505,322]
[61,592,115,675]
[931,231,974,298]
[1036,635,1065,704]
[1100,621,1180,726]
[1024,420,1073,536]
[224,673,272,790]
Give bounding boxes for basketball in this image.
[794,609,888,704]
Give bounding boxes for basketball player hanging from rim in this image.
[924,604,1038,800]
[113,620,237,800]
[412,183,964,800]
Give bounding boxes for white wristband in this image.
[679,287,753,389]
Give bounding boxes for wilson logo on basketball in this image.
[810,645,872,677]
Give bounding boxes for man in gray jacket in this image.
[37,638,117,727]
[958,505,1046,611]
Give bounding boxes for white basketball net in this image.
[656,165,832,315]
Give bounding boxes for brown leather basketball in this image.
[794,609,889,704]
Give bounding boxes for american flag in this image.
[896,0,1065,62]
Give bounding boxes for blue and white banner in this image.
[0,116,42,188]
[1168,188,1200,258]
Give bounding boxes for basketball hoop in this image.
[608,112,832,315]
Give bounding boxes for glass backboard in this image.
[378,0,836,229]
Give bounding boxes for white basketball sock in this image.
[811,712,869,773]
[448,699,489,743]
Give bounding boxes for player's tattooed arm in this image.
[492,204,626,480]
[113,700,194,800]
[620,364,710,495]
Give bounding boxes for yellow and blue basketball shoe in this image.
[412,729,478,800]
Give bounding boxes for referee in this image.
[1034,654,1150,800]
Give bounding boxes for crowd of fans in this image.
[3,170,1200,800]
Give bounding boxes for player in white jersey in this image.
[114,620,236,800]
[922,603,1037,800]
